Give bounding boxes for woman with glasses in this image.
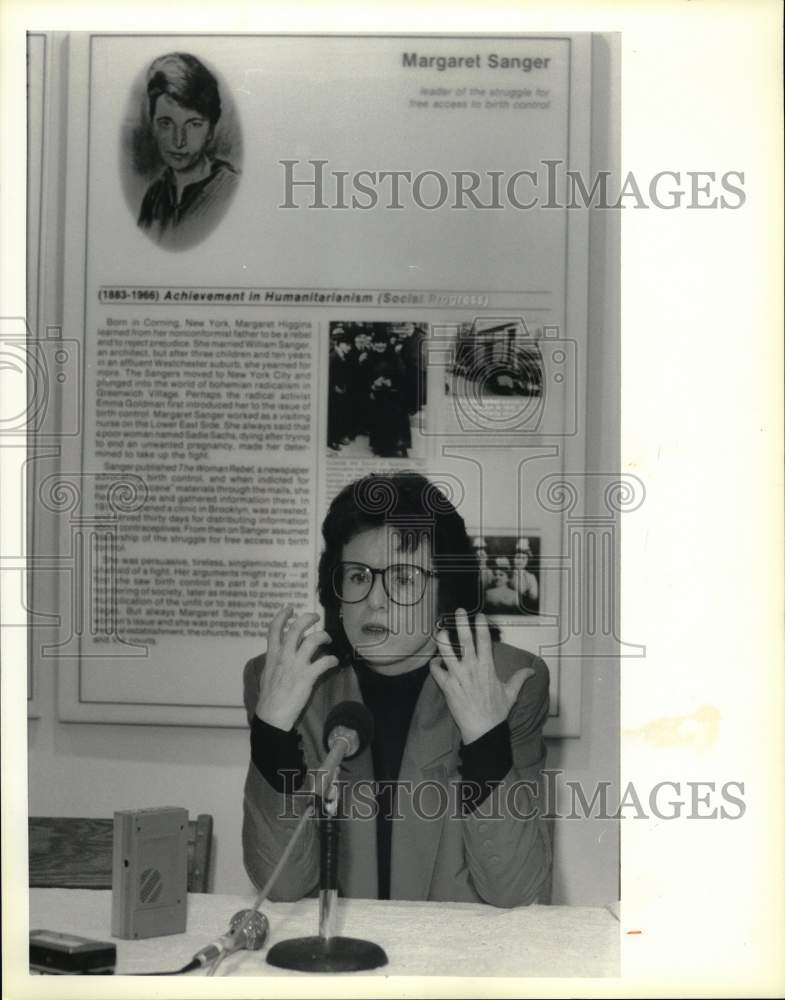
[242,471,551,907]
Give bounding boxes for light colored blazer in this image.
[242,642,551,908]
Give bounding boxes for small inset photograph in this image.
[448,318,544,398]
[472,532,541,616]
[121,52,242,251]
[326,321,428,460]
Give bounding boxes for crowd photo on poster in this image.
[327,321,428,459]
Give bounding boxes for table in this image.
[29,889,619,978]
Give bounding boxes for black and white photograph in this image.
[122,51,241,250]
[18,30,620,979]
[326,321,427,459]
[441,317,578,438]
[474,532,541,616]
[2,7,783,997]
[450,317,544,398]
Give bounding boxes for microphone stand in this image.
[207,703,383,975]
[266,793,388,972]
[318,806,340,941]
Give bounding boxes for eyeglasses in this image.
[332,562,438,606]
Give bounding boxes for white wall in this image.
[27,32,620,905]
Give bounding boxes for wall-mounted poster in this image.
[27,33,592,735]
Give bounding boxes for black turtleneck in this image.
[352,659,430,898]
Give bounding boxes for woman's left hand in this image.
[430,608,534,745]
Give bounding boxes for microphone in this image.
[313,701,374,804]
[323,700,374,757]
[192,909,269,967]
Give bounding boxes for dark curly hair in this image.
[317,471,499,662]
[146,52,222,126]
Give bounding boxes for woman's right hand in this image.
[255,606,339,732]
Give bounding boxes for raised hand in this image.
[255,606,339,732]
[430,609,533,745]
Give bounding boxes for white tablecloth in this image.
[29,889,619,978]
